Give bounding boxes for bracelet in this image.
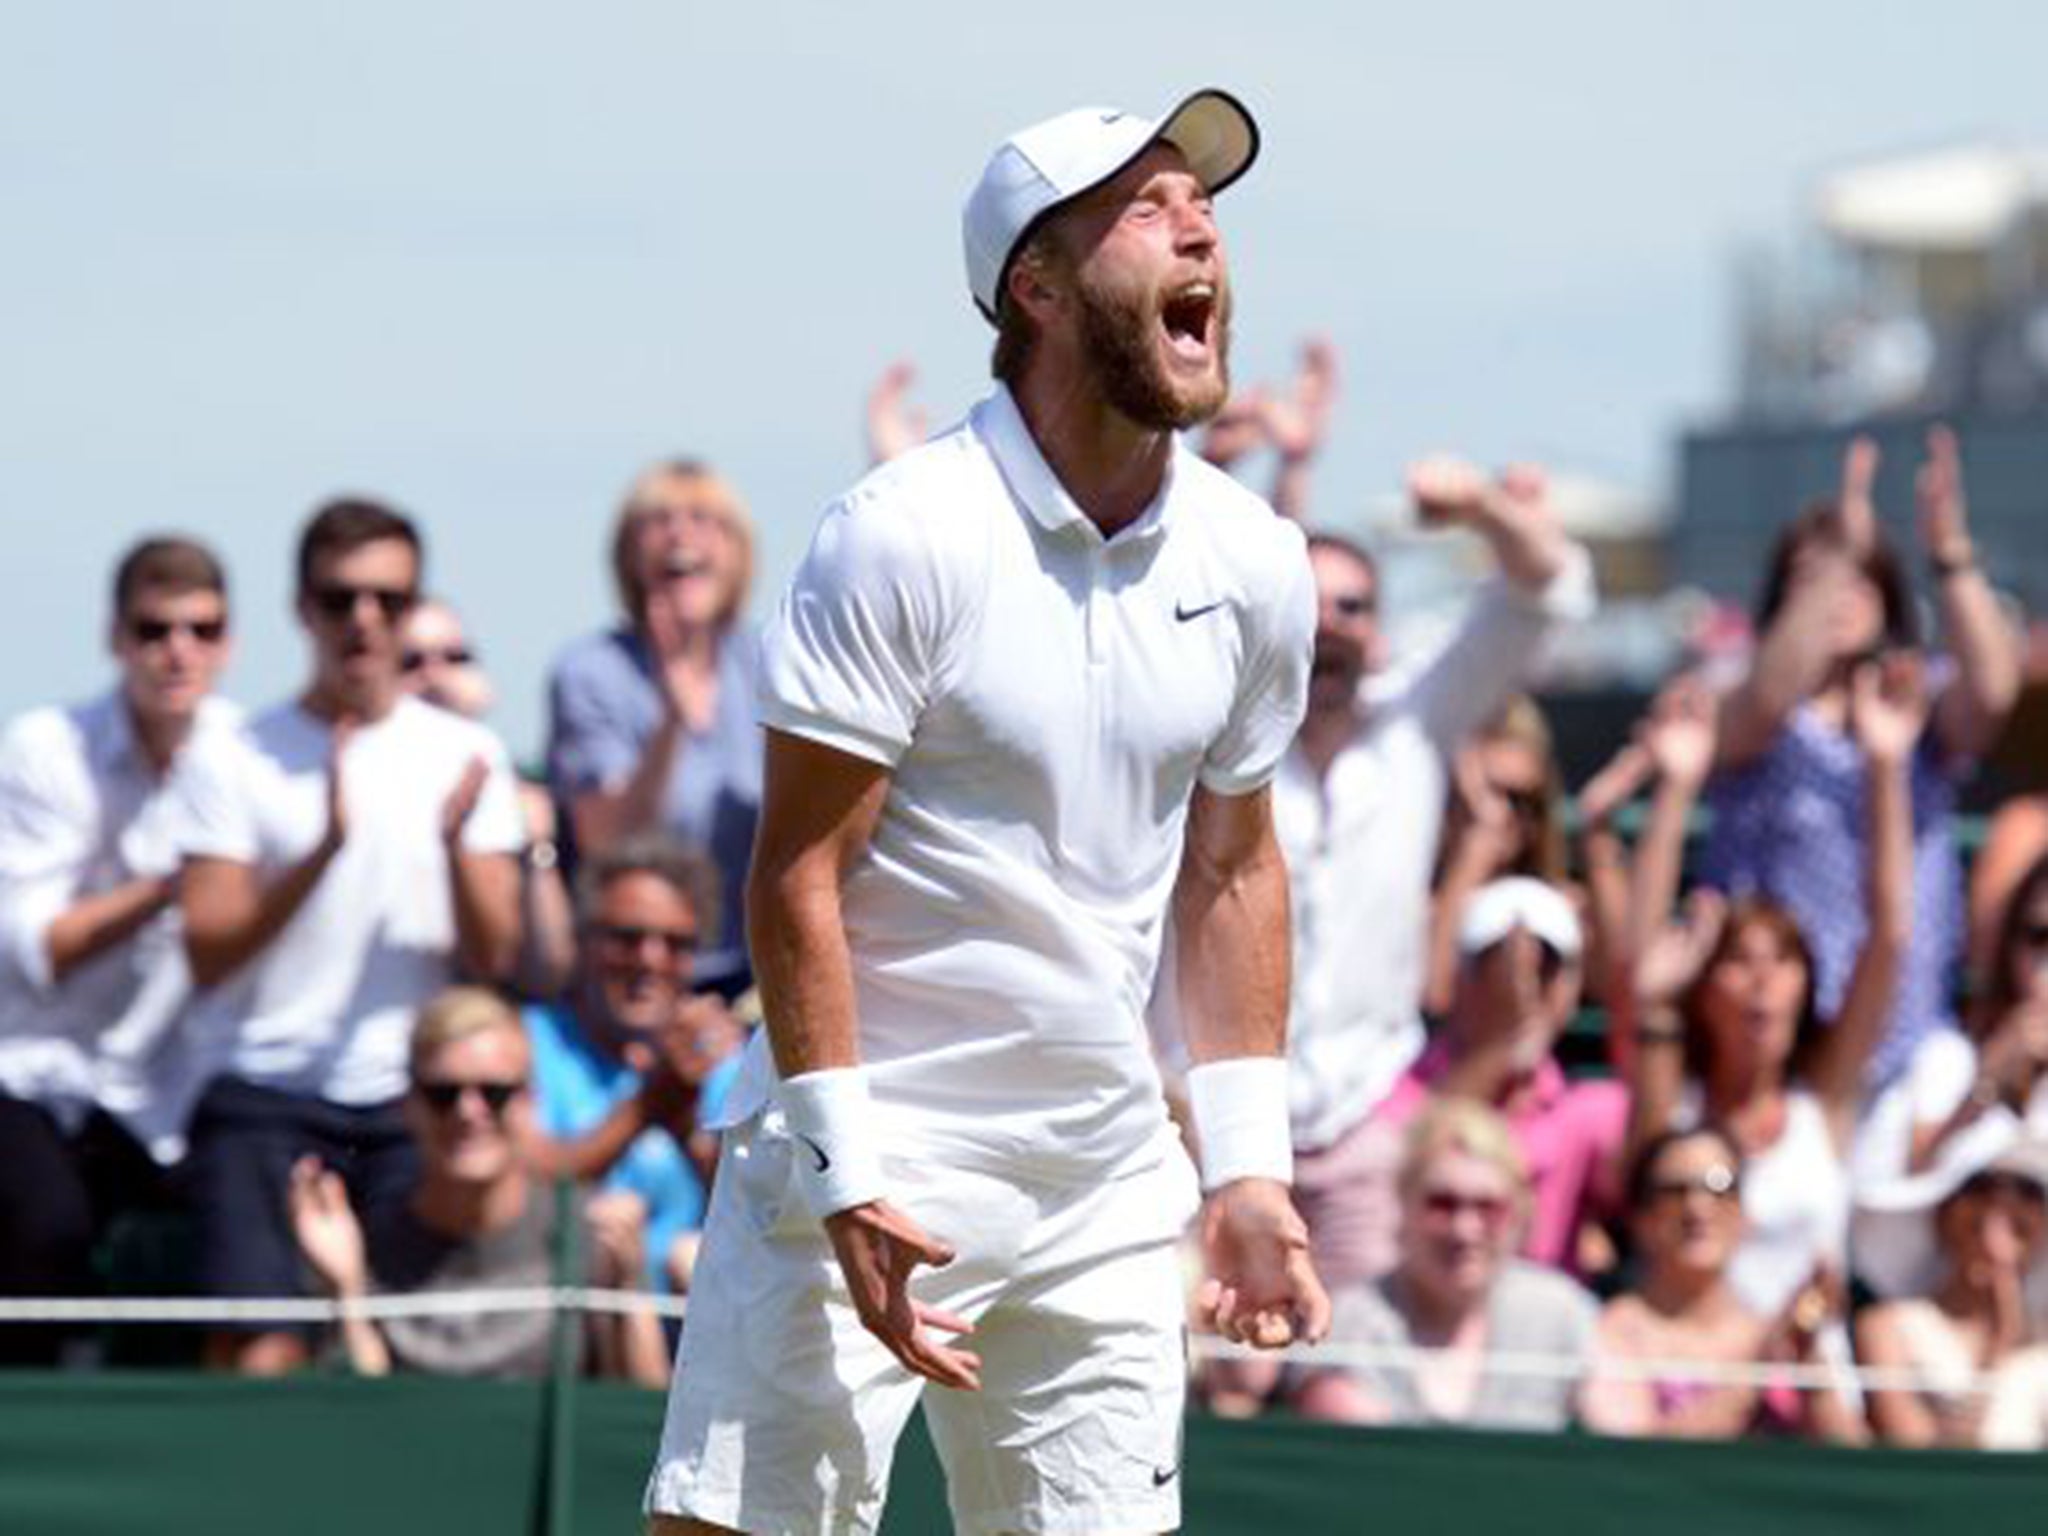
[523,838,559,872]
[1187,1057,1294,1190]
[778,1066,889,1219]
[1637,1027,1686,1048]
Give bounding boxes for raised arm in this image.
[1806,657,1923,1146]
[440,757,521,983]
[1717,438,1878,770]
[1918,425,2020,759]
[1259,337,1339,524]
[1174,784,1330,1351]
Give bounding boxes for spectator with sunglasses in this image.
[288,986,668,1383]
[1270,460,1595,1296]
[166,498,525,1375]
[1582,1128,1865,1442]
[1292,1097,1598,1430]
[1701,432,2021,1118]
[1377,877,1627,1278]
[521,837,743,1293]
[0,537,237,1364]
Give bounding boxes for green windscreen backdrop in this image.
[0,1373,2043,1534]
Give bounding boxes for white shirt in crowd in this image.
[0,691,239,1162]
[1854,1026,2048,1188]
[164,695,523,1106]
[1275,550,1596,1152]
[720,384,1315,1183]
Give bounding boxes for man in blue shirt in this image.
[524,836,743,1290]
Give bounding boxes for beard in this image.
[1072,266,1232,430]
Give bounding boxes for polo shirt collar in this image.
[976,384,1176,547]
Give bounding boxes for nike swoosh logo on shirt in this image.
[1175,599,1225,623]
[797,1134,831,1173]
[1151,1466,1180,1487]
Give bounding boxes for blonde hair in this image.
[608,460,755,632]
[409,986,526,1077]
[1398,1097,1528,1200]
[1478,695,1569,883]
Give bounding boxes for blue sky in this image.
[6,1,2046,756]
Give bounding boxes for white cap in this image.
[962,88,1260,323]
[1458,877,1584,962]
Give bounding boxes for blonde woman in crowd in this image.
[1294,1097,1598,1430]
[545,460,761,993]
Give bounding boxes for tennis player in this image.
[647,87,1327,1535]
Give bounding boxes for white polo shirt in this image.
[0,691,238,1159]
[165,694,524,1106]
[730,384,1314,1183]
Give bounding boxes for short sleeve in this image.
[546,636,651,798]
[163,728,261,865]
[0,716,88,993]
[759,495,945,767]
[1200,531,1315,795]
[1903,1028,1977,1122]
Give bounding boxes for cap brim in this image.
[977,87,1262,325]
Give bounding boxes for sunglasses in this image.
[413,1078,526,1116]
[1646,1165,1741,1203]
[128,615,228,645]
[401,645,476,673]
[1420,1189,1512,1224]
[594,923,699,959]
[309,583,416,621]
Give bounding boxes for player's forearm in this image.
[748,857,865,1076]
[44,874,177,985]
[447,849,521,982]
[1171,831,1289,1064]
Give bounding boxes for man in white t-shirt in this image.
[1279,483,1594,1291]
[0,537,236,1364]
[168,497,524,1374]
[647,90,1327,1536]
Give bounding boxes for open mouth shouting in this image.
[1159,280,1219,370]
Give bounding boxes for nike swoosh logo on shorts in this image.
[797,1133,831,1173]
[1175,599,1225,623]
[1152,1466,1180,1487]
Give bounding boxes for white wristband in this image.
[778,1066,889,1220]
[1186,1057,1293,1191]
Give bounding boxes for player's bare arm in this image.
[1173,782,1332,1349]
[748,727,981,1391]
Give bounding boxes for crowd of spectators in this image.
[2,348,2046,1450]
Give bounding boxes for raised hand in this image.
[1408,455,1494,528]
[1836,434,1880,557]
[1577,740,1652,831]
[586,1189,651,1289]
[1199,387,1269,469]
[288,1155,368,1299]
[1641,674,1719,789]
[1260,337,1339,465]
[644,589,715,731]
[1849,651,1929,766]
[1915,423,1973,565]
[1447,747,1523,879]
[864,360,929,467]
[823,1200,981,1390]
[1196,1178,1330,1350]
[1635,887,1728,1010]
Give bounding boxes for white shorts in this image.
[645,1109,1201,1535]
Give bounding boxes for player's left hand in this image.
[1195,1178,1330,1350]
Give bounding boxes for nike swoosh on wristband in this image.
[1175,599,1225,623]
[797,1133,831,1173]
